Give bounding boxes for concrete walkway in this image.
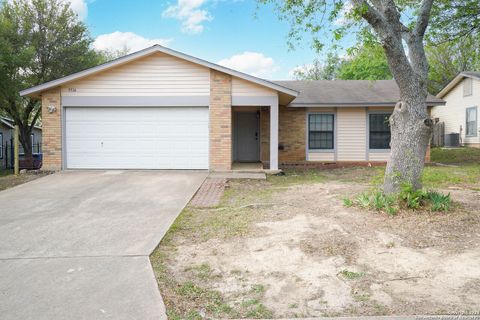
[0,170,207,320]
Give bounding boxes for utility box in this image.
[444,133,460,147]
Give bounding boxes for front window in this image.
[369,113,392,149]
[466,107,477,137]
[308,114,334,150]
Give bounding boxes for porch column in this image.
[269,97,279,170]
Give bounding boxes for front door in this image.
[234,112,260,162]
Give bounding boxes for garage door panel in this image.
[66,107,209,169]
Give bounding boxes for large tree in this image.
[261,0,480,193]
[426,34,480,94]
[0,0,103,163]
[293,43,391,81]
[293,52,341,80]
[337,42,392,80]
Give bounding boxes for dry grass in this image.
[150,165,480,319]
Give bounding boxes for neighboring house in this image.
[20,45,444,171]
[0,117,42,169]
[432,72,480,147]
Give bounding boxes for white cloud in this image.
[218,52,277,77]
[93,31,172,53]
[162,0,213,34]
[66,0,88,21]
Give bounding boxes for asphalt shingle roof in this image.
[274,80,444,106]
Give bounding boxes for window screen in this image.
[369,113,391,149]
[308,114,334,150]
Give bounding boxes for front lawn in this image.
[431,146,480,164]
[151,164,480,318]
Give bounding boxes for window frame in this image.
[0,132,3,159]
[307,113,335,152]
[463,77,473,97]
[466,106,478,137]
[368,112,392,151]
[31,133,35,154]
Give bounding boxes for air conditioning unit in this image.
[444,133,460,147]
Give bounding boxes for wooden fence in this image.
[431,121,445,147]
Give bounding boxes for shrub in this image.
[343,183,452,214]
[398,183,429,210]
[428,191,451,212]
[356,193,371,208]
[343,198,354,207]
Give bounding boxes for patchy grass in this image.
[151,164,480,318]
[151,179,276,319]
[268,167,385,186]
[431,147,480,164]
[340,270,365,280]
[367,164,480,190]
[0,169,13,177]
[423,165,480,189]
[0,170,50,192]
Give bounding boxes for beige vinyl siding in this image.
[369,152,390,161]
[431,77,480,145]
[61,52,210,96]
[232,78,277,97]
[308,152,335,161]
[337,107,367,161]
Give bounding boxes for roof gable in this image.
[20,45,298,98]
[437,72,480,98]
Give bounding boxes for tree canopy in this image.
[0,0,104,158]
[293,42,392,81]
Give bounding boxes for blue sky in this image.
[71,0,355,79]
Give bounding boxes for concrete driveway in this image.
[0,170,207,320]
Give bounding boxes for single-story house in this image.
[1,117,42,169]
[20,45,444,171]
[431,71,480,147]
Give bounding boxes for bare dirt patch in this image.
[0,170,50,192]
[151,170,480,318]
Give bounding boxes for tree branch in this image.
[351,0,386,32]
[414,0,434,37]
[29,105,41,132]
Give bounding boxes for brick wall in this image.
[209,70,232,170]
[41,89,62,171]
[261,106,307,167]
[279,105,306,164]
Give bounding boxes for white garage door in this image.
[65,107,209,169]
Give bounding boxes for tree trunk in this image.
[383,88,433,194]
[19,126,34,169]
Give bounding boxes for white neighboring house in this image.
[432,72,480,147]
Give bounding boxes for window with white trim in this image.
[466,106,477,137]
[369,113,392,149]
[308,114,334,150]
[463,77,473,96]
